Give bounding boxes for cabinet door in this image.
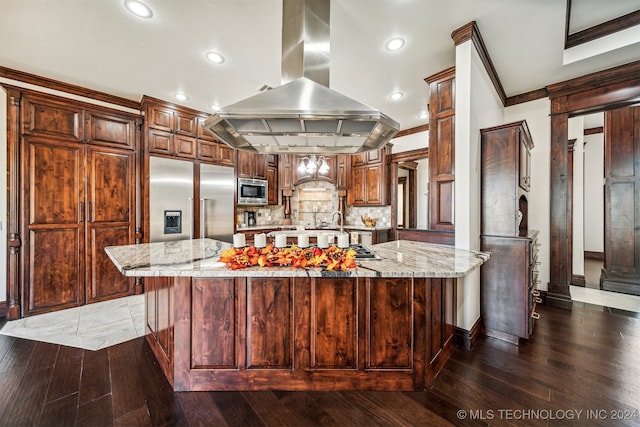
[85,110,136,149]
[254,153,268,179]
[174,111,197,136]
[365,164,385,205]
[23,95,83,142]
[216,142,235,166]
[173,135,197,159]
[25,138,84,315]
[148,105,174,132]
[86,147,135,303]
[236,150,255,178]
[348,167,366,205]
[198,140,218,162]
[148,129,173,156]
[351,152,367,167]
[267,164,278,205]
[336,154,348,190]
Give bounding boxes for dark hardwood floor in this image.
[1,303,639,426]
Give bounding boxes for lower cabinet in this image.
[480,231,540,344]
[145,275,457,391]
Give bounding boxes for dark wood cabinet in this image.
[602,105,640,295]
[348,148,389,206]
[480,119,539,344]
[267,154,278,205]
[426,67,455,231]
[480,121,533,236]
[481,232,540,344]
[18,92,139,317]
[198,140,235,167]
[236,150,268,179]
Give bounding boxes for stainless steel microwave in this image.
[237,178,268,205]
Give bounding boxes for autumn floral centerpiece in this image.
[218,244,357,271]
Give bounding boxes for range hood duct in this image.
[204,0,399,154]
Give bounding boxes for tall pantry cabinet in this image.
[4,88,141,318]
[480,120,540,345]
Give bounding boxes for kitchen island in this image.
[105,239,489,391]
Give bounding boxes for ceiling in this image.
[1,0,639,131]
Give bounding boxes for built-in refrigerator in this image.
[149,157,234,243]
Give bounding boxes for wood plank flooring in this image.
[1,303,639,426]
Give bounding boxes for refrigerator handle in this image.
[200,198,206,239]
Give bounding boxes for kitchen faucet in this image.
[331,211,344,234]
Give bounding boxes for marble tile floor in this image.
[0,294,145,351]
[570,285,640,318]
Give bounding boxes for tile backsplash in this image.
[236,180,391,228]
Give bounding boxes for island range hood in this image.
[204,0,399,154]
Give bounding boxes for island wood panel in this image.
[312,277,358,369]
[145,276,174,386]
[246,277,293,368]
[366,278,413,369]
[148,276,456,391]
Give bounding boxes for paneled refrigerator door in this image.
[200,163,235,243]
[149,157,194,242]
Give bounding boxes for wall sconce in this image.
[298,155,330,175]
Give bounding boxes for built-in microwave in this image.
[237,178,268,205]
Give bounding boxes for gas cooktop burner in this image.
[349,244,378,259]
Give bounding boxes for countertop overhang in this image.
[105,239,489,279]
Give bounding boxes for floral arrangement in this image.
[218,244,357,271]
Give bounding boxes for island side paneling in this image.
[144,275,456,391]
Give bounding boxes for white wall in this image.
[504,99,551,291]
[0,89,7,303]
[568,117,585,276]
[584,133,604,252]
[454,41,504,330]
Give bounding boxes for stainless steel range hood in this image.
[204,0,399,154]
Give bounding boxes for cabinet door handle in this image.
[532,290,540,296]
[535,297,543,303]
[531,312,540,319]
[79,201,83,222]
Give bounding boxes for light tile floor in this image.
[0,294,145,351]
[570,285,640,314]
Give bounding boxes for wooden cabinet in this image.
[481,232,540,344]
[480,119,538,344]
[266,154,278,205]
[426,67,455,231]
[144,97,234,166]
[348,148,389,206]
[480,121,533,236]
[335,154,349,190]
[19,92,139,317]
[236,150,267,179]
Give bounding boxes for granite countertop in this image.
[105,239,489,279]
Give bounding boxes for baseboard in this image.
[571,274,586,287]
[0,301,7,318]
[455,317,482,350]
[546,291,573,310]
[584,251,604,260]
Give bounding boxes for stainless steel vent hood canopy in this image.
[204,0,399,154]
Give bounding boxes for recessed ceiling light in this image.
[211,104,221,111]
[124,0,153,18]
[173,93,189,101]
[385,37,405,52]
[389,91,404,101]
[205,51,225,64]
[418,110,429,120]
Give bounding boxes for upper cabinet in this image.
[347,147,390,206]
[426,67,455,231]
[142,96,234,166]
[236,150,268,180]
[480,120,533,237]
